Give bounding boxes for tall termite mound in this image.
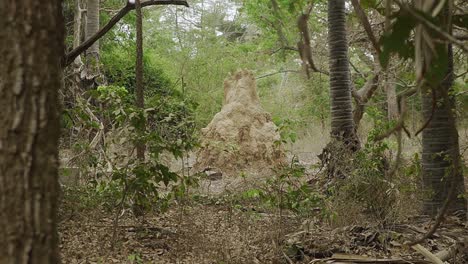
[194,70,285,174]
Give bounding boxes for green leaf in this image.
[361,0,377,10]
[379,10,416,68]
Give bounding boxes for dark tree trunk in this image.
[421,44,467,217]
[328,0,358,147]
[0,0,64,263]
[135,0,146,160]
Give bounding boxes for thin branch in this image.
[63,0,189,67]
[352,72,381,125]
[454,69,468,79]
[256,70,300,79]
[406,178,456,247]
[350,0,381,56]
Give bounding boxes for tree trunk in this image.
[73,0,84,66]
[384,0,399,121]
[327,0,358,147]
[84,0,101,85]
[385,78,398,120]
[0,0,64,263]
[135,0,146,160]
[86,0,100,59]
[421,44,467,217]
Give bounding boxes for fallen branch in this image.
[411,244,444,264]
[63,0,189,67]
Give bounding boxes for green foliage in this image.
[101,45,173,95]
[242,158,324,215]
[68,84,197,215]
[379,7,449,84]
[379,10,416,68]
[273,117,298,145]
[331,132,399,222]
[127,253,143,264]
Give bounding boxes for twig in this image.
[256,70,300,79]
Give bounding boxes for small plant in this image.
[243,157,324,215]
[127,253,143,264]
[328,127,403,224]
[273,117,298,146]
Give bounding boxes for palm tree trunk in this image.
[421,44,467,217]
[328,0,358,147]
[0,0,63,263]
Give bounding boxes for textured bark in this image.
[0,0,64,263]
[85,0,100,58]
[384,75,398,120]
[384,0,399,121]
[73,0,84,65]
[135,0,146,160]
[352,73,380,126]
[84,0,101,85]
[328,0,358,147]
[350,0,380,56]
[421,45,467,217]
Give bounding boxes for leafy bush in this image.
[65,84,198,216]
[101,45,173,96]
[243,157,324,215]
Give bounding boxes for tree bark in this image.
[84,0,101,85]
[86,0,100,59]
[421,44,467,217]
[328,0,359,148]
[0,0,64,263]
[73,0,84,66]
[135,0,146,160]
[384,0,399,121]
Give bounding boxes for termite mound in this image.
[194,70,285,175]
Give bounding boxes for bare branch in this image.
[63,0,189,67]
[350,0,381,56]
[256,70,300,79]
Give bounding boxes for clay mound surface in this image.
[194,70,285,175]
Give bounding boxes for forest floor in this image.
[59,197,468,264]
[59,179,468,264]
[58,130,468,263]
